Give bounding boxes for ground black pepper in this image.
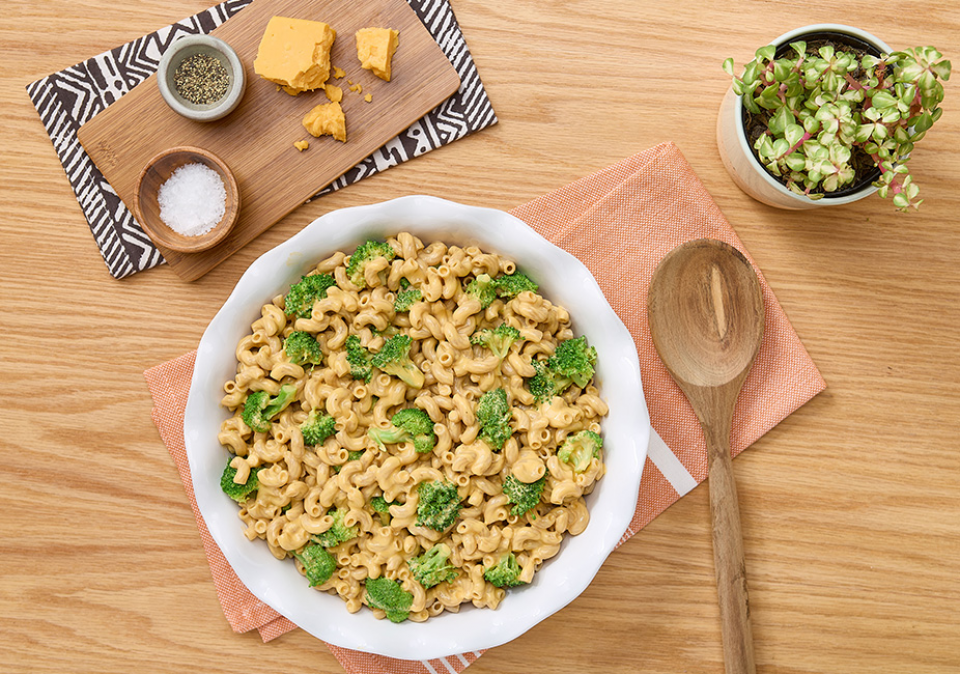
[173,52,230,105]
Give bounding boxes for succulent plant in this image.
[724,42,951,211]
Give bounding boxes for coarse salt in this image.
[157,162,227,237]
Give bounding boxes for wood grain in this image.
[77,0,460,281]
[2,1,959,673]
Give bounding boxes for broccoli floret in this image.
[346,240,396,289]
[493,272,538,299]
[241,391,271,432]
[284,330,323,365]
[263,383,297,418]
[408,543,459,589]
[371,496,396,513]
[370,334,424,389]
[476,388,513,451]
[365,577,413,623]
[527,360,557,404]
[549,336,598,389]
[502,474,546,517]
[394,279,422,313]
[483,552,525,588]
[527,336,598,403]
[465,273,497,309]
[470,323,521,361]
[368,408,436,453]
[371,495,398,525]
[300,409,336,445]
[558,430,603,473]
[312,507,359,548]
[293,543,337,587]
[284,273,337,319]
[415,480,462,532]
[345,335,373,382]
[241,384,297,432]
[220,459,260,502]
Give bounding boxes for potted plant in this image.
[717,24,951,211]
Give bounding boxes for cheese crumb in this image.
[302,102,346,142]
[333,66,345,79]
[364,93,372,103]
[294,140,309,152]
[323,84,343,103]
[355,27,399,81]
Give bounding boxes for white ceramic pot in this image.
[716,24,894,210]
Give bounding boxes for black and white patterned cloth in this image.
[27,0,498,279]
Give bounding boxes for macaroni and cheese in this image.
[217,233,608,622]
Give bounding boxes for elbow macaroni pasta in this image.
[218,234,608,621]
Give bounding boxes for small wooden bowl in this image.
[133,146,240,254]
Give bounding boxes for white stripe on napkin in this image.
[646,426,698,497]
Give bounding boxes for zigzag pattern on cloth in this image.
[27,0,497,279]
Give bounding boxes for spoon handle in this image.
[704,421,757,674]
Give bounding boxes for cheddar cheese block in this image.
[254,16,336,95]
[355,27,400,81]
[302,102,346,142]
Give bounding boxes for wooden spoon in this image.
[647,238,764,674]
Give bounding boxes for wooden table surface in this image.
[2,1,958,672]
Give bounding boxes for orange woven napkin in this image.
[144,141,825,674]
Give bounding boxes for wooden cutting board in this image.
[77,0,460,281]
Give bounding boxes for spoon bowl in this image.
[649,239,764,391]
[648,238,764,674]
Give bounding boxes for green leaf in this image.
[768,107,792,135]
[754,135,774,157]
[784,123,805,147]
[831,145,851,165]
[803,115,821,134]
[881,108,902,124]
[757,85,781,110]
[785,153,806,172]
[854,124,873,144]
[773,60,791,82]
[755,45,776,62]
[870,90,898,109]
[931,61,952,80]
[837,165,855,185]
[722,58,736,76]
[790,41,807,58]
[818,45,835,61]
